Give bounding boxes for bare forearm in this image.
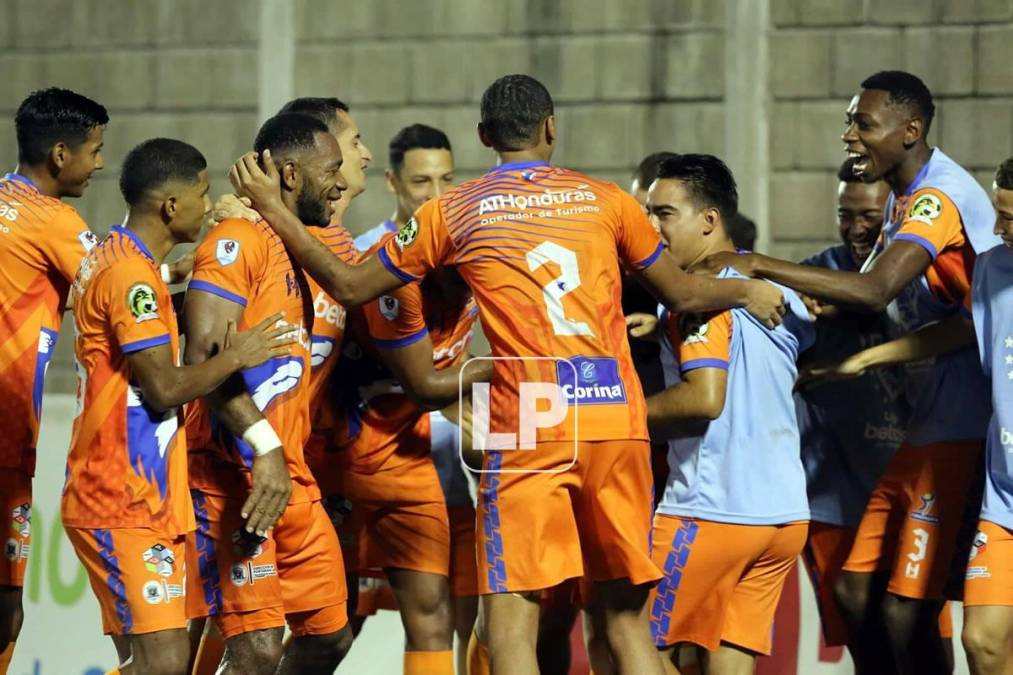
[752,255,886,311]
[665,274,752,314]
[259,204,359,305]
[646,386,717,438]
[142,351,243,411]
[405,361,492,411]
[850,315,975,371]
[184,341,264,434]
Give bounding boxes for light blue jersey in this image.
[656,268,815,525]
[970,245,1013,531]
[796,245,909,527]
[354,219,398,252]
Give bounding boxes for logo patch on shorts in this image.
[11,503,30,537]
[379,295,399,321]
[394,217,418,250]
[908,193,943,224]
[969,530,988,561]
[216,239,240,266]
[229,560,276,587]
[142,580,166,604]
[555,356,627,406]
[127,283,159,323]
[142,543,175,577]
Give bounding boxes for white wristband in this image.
[160,264,172,284]
[242,419,282,457]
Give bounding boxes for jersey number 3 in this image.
[526,241,594,337]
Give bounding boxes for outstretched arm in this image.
[230,151,404,307]
[636,249,787,328]
[375,333,493,411]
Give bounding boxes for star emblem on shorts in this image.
[1008,370,1013,381]
[1006,355,1013,365]
[1005,336,1013,349]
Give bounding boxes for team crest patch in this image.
[11,504,30,538]
[395,217,418,250]
[142,580,166,604]
[127,283,159,322]
[908,193,942,224]
[78,230,98,251]
[679,314,709,345]
[142,543,175,577]
[379,295,400,321]
[969,530,988,561]
[216,239,240,266]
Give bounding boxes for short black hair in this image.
[278,97,349,129]
[861,70,935,134]
[479,74,554,151]
[996,158,1013,191]
[389,124,452,172]
[254,113,330,157]
[725,213,757,251]
[119,138,207,207]
[655,153,738,220]
[14,88,109,165]
[633,151,679,188]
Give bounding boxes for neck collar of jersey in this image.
[111,225,157,263]
[3,173,39,191]
[901,148,934,197]
[487,160,550,174]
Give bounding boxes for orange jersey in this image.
[62,226,193,535]
[334,271,479,473]
[185,217,319,503]
[0,173,97,474]
[306,223,356,418]
[378,161,662,442]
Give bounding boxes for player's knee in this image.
[225,634,284,674]
[880,593,922,637]
[131,647,190,675]
[0,588,24,643]
[961,619,1004,663]
[289,627,354,670]
[831,573,867,622]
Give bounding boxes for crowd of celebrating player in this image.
[0,66,1009,675]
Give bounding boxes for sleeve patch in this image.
[216,239,240,266]
[78,230,98,251]
[394,217,419,250]
[908,193,943,225]
[127,283,160,323]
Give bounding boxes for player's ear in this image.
[384,168,397,194]
[477,123,494,149]
[280,161,300,192]
[702,208,719,235]
[162,195,178,222]
[544,115,557,146]
[50,142,69,171]
[903,117,924,149]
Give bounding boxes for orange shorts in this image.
[448,504,478,597]
[66,526,186,635]
[842,441,984,600]
[477,440,659,594]
[0,471,32,587]
[804,522,952,645]
[355,574,398,616]
[333,453,450,577]
[649,516,807,655]
[185,490,347,639]
[964,519,1013,606]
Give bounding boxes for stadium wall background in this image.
[1,0,1011,392]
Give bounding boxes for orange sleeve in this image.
[377,198,455,282]
[101,259,174,355]
[188,219,268,308]
[40,207,97,282]
[666,310,732,374]
[615,190,664,271]
[363,282,428,349]
[894,188,965,261]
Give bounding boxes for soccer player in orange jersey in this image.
[0,87,106,670]
[66,138,293,675]
[229,75,786,675]
[183,114,352,675]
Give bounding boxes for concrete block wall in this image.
[2,0,1012,391]
[769,0,1013,260]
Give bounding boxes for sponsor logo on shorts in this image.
[555,356,627,406]
[966,565,991,580]
[4,539,29,562]
[229,561,277,587]
[142,543,175,577]
[969,530,988,562]
[11,503,30,538]
[909,493,940,524]
[142,580,165,604]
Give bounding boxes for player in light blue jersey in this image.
[354,124,454,251]
[642,155,814,674]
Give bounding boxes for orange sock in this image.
[404,649,454,675]
[1,643,15,674]
[466,631,491,675]
[192,626,226,675]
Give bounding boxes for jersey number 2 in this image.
[526,241,593,337]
